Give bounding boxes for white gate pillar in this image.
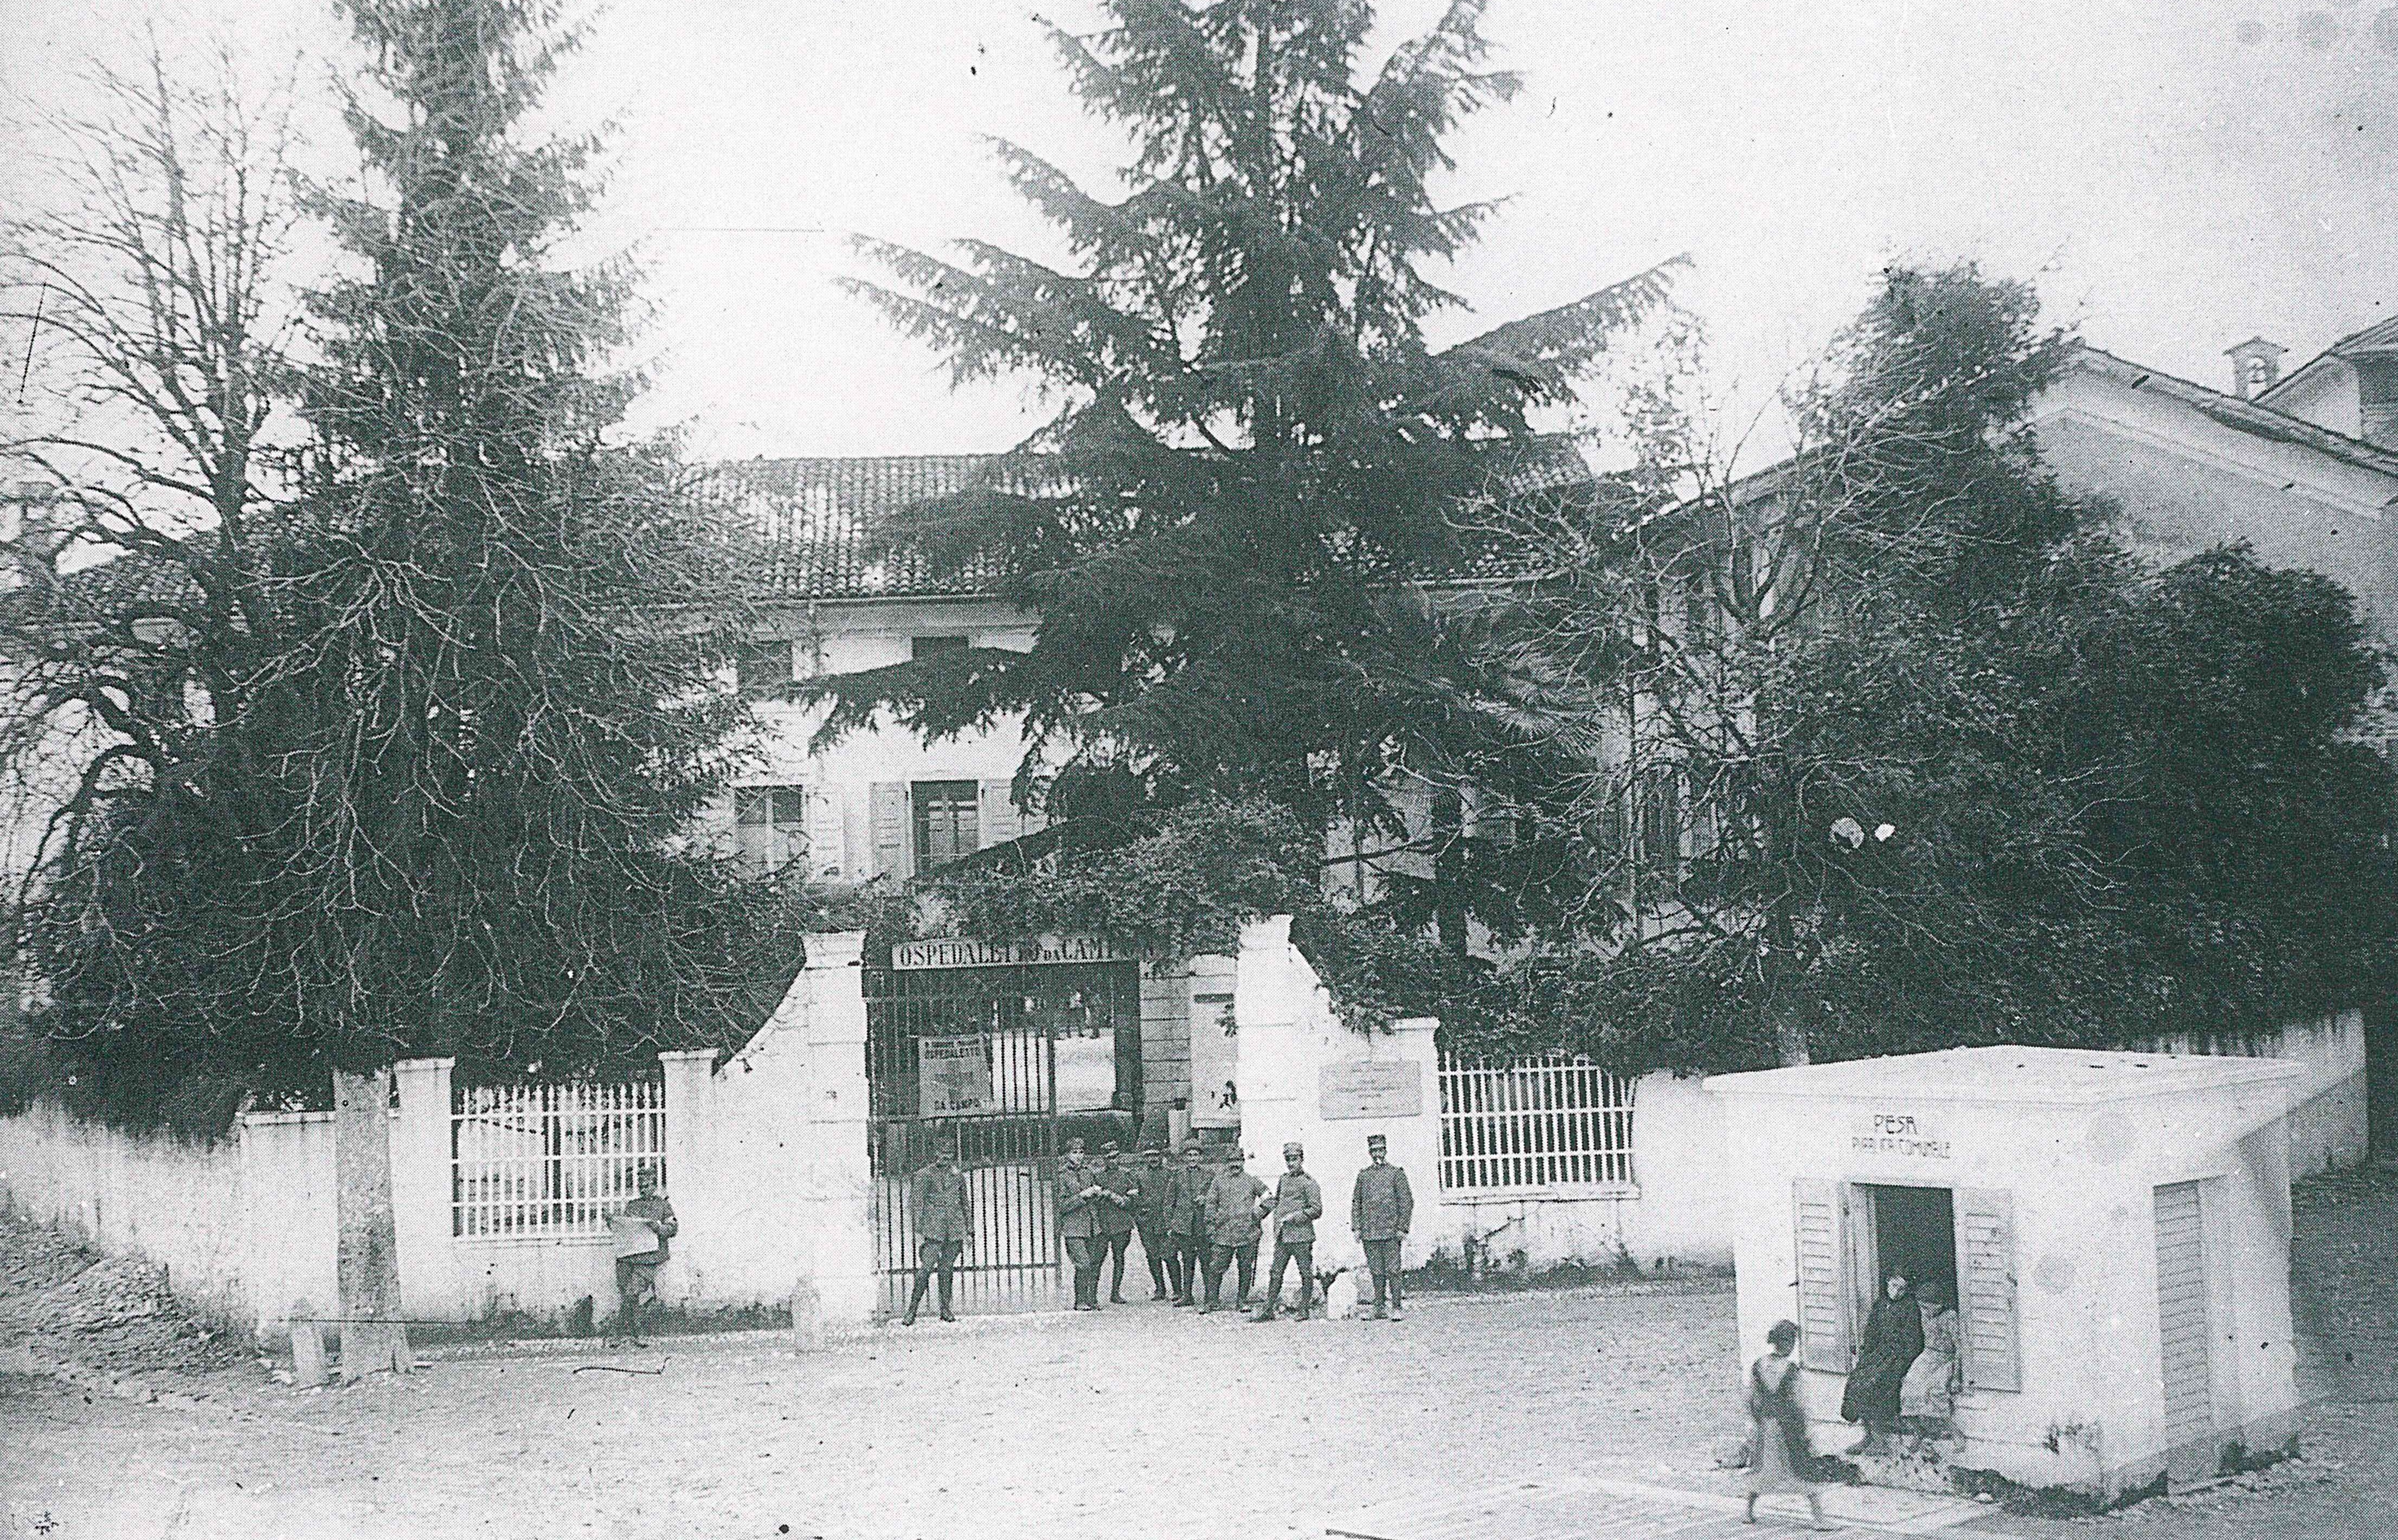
[799,930,877,1325]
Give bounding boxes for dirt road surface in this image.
[5,1168,2394,1540]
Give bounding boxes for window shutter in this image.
[1793,1177,1851,1372]
[1956,1187,2022,1391]
[979,779,1020,849]
[870,782,910,879]
[807,784,845,880]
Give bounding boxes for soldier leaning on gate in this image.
[1127,1145,1172,1300]
[1162,1139,1211,1307]
[1251,1141,1325,1323]
[1198,1145,1268,1314]
[1094,1139,1142,1305]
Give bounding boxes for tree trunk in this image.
[1431,788,1469,961]
[333,1067,412,1377]
[1763,906,1811,1067]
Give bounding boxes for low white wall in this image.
[0,1101,337,1339]
[1419,1070,1734,1274]
[391,933,871,1328]
[1400,1009,2363,1278]
[1232,916,1441,1275]
[2147,1010,2367,1177]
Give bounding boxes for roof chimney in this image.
[2225,336,2285,401]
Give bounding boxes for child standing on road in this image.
[1746,1319,1835,1530]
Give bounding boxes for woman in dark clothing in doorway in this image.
[1841,1271,1924,1455]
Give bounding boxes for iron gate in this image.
[865,959,1142,1315]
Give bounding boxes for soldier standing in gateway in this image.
[902,1141,973,1325]
[1057,1136,1109,1311]
[1251,1142,1324,1323]
[1199,1145,1267,1314]
[1351,1133,1413,1320]
[1095,1139,1142,1304]
[1163,1140,1210,1307]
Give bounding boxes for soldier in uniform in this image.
[1198,1145,1268,1314]
[1057,1136,1109,1311]
[1351,1132,1415,1320]
[1095,1139,1142,1304]
[1129,1146,1172,1300]
[902,1141,973,1325]
[1251,1141,1324,1323]
[1162,1139,1210,1307]
[610,1165,678,1345]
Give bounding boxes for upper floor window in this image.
[913,780,980,869]
[735,640,793,699]
[911,634,969,660]
[734,784,809,871]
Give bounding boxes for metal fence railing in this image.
[452,1080,666,1239]
[1437,1055,1636,1193]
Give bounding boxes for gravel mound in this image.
[0,1208,246,1375]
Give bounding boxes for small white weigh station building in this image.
[1706,1046,2302,1501]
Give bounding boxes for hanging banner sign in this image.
[892,935,1120,970]
[918,1035,995,1117]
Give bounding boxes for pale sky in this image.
[7,0,2398,469]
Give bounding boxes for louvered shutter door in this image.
[1956,1188,2022,1391]
[979,779,1019,849]
[870,782,910,879]
[1793,1177,1850,1371]
[807,784,845,879]
[2153,1183,2211,1444]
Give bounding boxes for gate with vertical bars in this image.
[863,959,1141,1316]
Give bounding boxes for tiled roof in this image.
[7,441,1611,621]
[2067,345,2398,482]
[696,454,1074,600]
[704,440,1607,600]
[2326,315,2398,356]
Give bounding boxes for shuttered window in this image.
[870,782,910,879]
[1793,1177,1851,1371]
[1955,1187,2022,1391]
[733,785,808,872]
[805,784,845,880]
[979,779,1020,849]
[912,781,980,869]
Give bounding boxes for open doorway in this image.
[1856,1183,1957,1304]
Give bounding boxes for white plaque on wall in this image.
[1318,1060,1423,1120]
